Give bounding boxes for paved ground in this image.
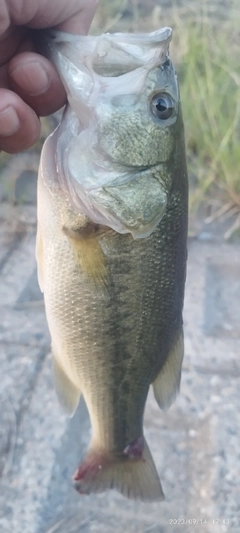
[0,164,239,533]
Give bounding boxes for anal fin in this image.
[152,327,184,410]
[52,356,81,416]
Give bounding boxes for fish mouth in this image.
[43,27,172,78]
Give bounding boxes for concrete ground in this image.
[0,164,239,533]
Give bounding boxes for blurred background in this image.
[0,1,240,533]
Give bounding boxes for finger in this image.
[0,35,36,90]
[7,0,99,35]
[0,89,40,153]
[0,26,27,66]
[8,52,66,117]
[55,0,99,34]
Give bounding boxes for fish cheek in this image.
[97,103,176,167]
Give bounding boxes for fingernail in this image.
[10,61,50,96]
[0,106,20,137]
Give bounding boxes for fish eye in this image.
[150,93,175,120]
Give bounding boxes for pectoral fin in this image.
[52,356,81,416]
[35,225,44,293]
[152,327,184,410]
[62,225,108,288]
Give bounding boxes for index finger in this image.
[54,0,99,34]
[5,0,99,35]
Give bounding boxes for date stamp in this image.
[169,519,230,525]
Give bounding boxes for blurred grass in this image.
[174,1,240,212]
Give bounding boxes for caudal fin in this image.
[73,437,164,501]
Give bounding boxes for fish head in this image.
[45,28,184,238]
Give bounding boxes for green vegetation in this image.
[174,3,240,214]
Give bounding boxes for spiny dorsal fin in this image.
[152,326,184,411]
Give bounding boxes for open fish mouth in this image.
[44,27,172,77]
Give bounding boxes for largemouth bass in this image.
[36,27,188,501]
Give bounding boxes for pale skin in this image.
[0,0,99,153]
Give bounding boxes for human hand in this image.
[0,0,98,153]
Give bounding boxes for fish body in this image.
[36,28,188,501]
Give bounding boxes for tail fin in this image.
[73,437,164,502]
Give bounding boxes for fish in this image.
[36,27,188,501]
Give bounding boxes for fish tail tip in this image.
[73,438,164,502]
